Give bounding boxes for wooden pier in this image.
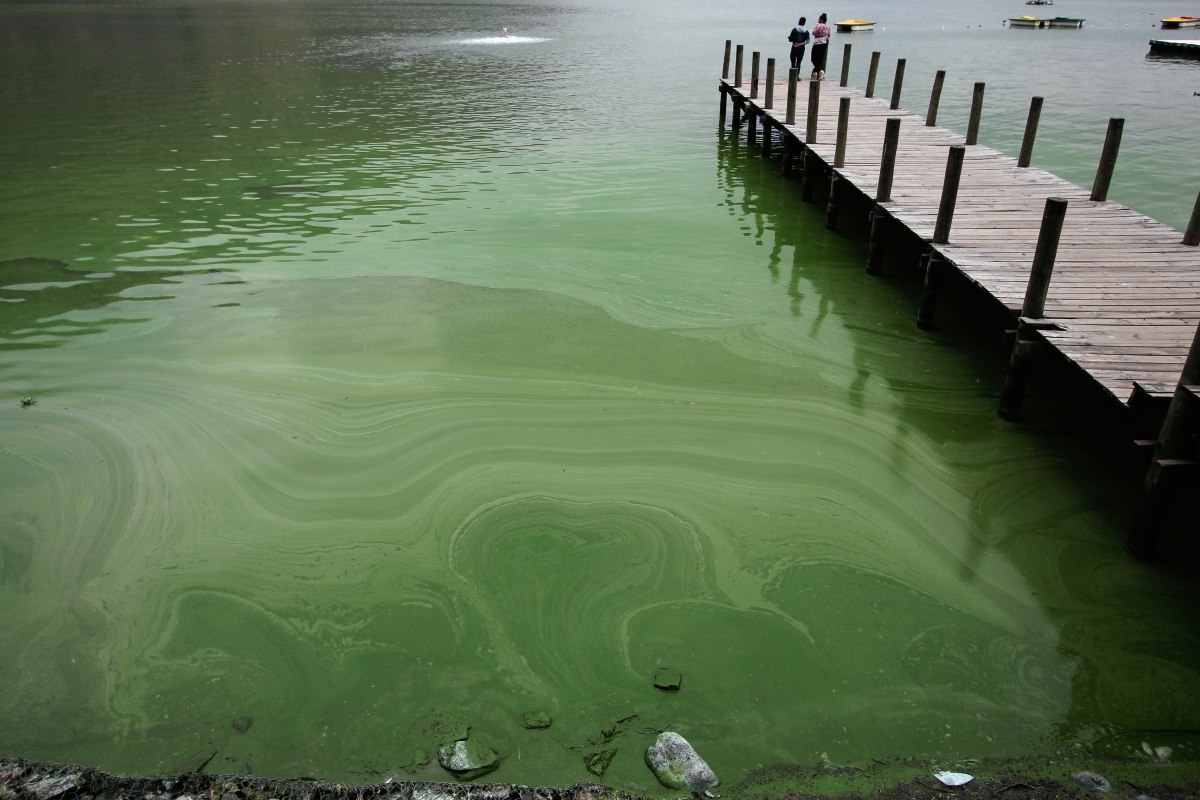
[717,44,1200,555]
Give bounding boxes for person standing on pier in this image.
[788,17,810,72]
[810,13,831,79]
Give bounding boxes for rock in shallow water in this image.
[438,739,500,781]
[653,668,682,691]
[517,711,552,729]
[644,732,718,790]
[584,748,617,777]
[1071,771,1111,792]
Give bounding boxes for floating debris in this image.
[583,748,616,778]
[644,732,718,790]
[653,668,682,691]
[20,397,36,407]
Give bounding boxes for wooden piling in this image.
[825,174,841,230]
[1184,189,1200,246]
[966,82,985,145]
[926,70,945,126]
[839,43,852,87]
[732,95,741,132]
[761,116,772,157]
[834,96,850,168]
[875,118,901,203]
[748,104,757,145]
[750,51,760,99]
[1017,96,1043,168]
[800,148,815,202]
[916,252,945,330]
[889,58,906,110]
[722,40,732,80]
[1091,117,1124,201]
[865,51,881,98]
[764,58,776,109]
[806,80,820,143]
[933,145,965,244]
[735,45,744,87]
[997,197,1069,420]
[1125,321,1200,558]
[785,68,798,125]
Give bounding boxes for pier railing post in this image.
[751,51,761,99]
[1184,189,1200,246]
[806,79,820,143]
[785,68,798,125]
[764,58,776,109]
[926,70,945,126]
[933,145,966,244]
[916,252,946,330]
[1091,117,1124,201]
[865,51,881,98]
[1017,96,1043,168]
[834,96,850,168]
[966,82,985,145]
[723,40,732,80]
[890,58,906,110]
[867,117,901,274]
[876,117,901,203]
[735,45,744,87]
[839,43,852,87]
[997,197,1069,420]
[1126,320,1200,558]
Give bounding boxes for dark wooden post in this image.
[916,252,946,330]
[1184,189,1200,246]
[839,43,852,87]
[1091,117,1124,201]
[801,149,816,202]
[876,117,901,203]
[834,96,850,168]
[997,197,1069,420]
[719,84,727,122]
[933,145,966,244]
[867,118,902,274]
[751,51,760,99]
[764,58,776,109]
[1017,96,1043,167]
[748,104,757,145]
[785,68,798,125]
[732,95,741,132]
[806,79,820,143]
[782,138,796,176]
[889,58,906,110]
[735,45,744,87]
[926,70,945,126]
[825,174,841,230]
[762,115,772,157]
[1126,321,1200,558]
[966,82,985,145]
[865,51,881,98]
[723,40,732,79]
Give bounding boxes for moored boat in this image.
[1009,15,1085,28]
[1048,16,1085,27]
[835,19,876,32]
[1161,16,1200,28]
[1009,16,1047,27]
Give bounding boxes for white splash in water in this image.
[455,33,549,44]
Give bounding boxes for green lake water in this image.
[2,0,1200,791]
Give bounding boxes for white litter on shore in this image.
[934,772,974,786]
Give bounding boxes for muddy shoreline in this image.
[5,756,1200,800]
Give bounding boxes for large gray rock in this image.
[1071,771,1111,792]
[437,739,500,781]
[644,732,718,790]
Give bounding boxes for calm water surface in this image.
[2,0,1200,790]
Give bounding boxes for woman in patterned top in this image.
[810,14,831,80]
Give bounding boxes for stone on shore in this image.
[644,732,718,790]
[1071,771,1112,792]
[438,739,500,781]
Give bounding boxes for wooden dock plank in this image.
[723,76,1200,405]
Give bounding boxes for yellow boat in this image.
[1161,16,1200,28]
[835,19,876,32]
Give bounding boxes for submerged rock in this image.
[1071,771,1112,792]
[438,739,500,781]
[230,717,253,734]
[584,748,617,778]
[653,668,682,691]
[517,711,552,729]
[414,709,470,746]
[644,732,718,790]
